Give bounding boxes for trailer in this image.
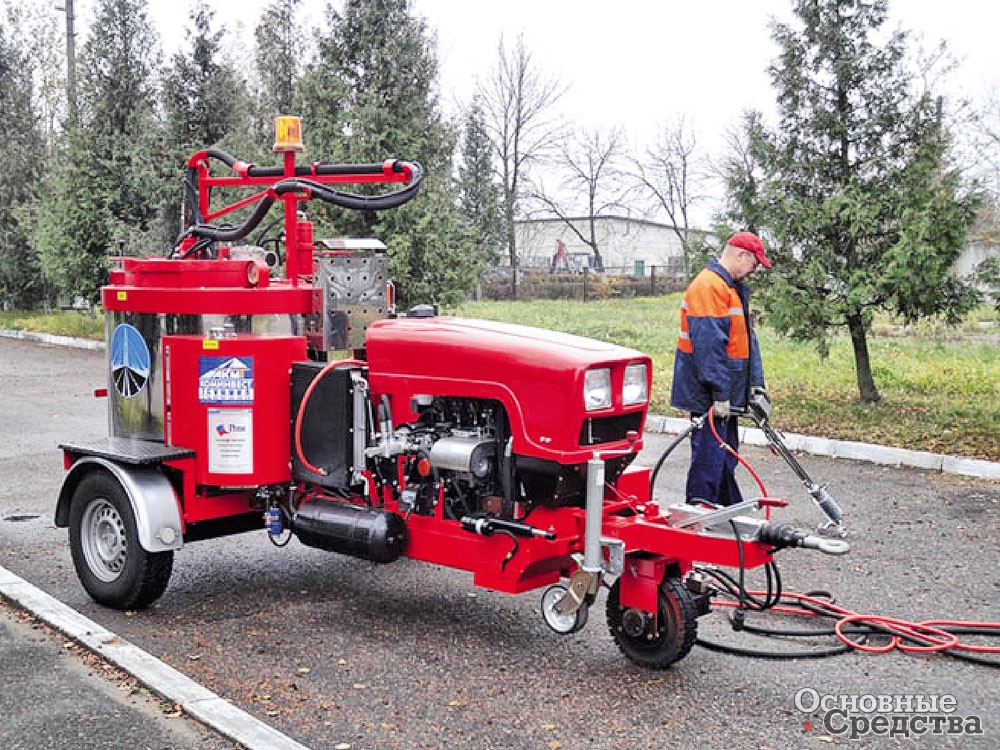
[55,117,847,668]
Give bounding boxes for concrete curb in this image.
[5,328,998,481]
[0,566,312,750]
[0,328,105,351]
[644,415,1000,481]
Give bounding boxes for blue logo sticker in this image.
[110,324,150,399]
[199,356,254,405]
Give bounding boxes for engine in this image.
[374,397,509,519]
[370,395,635,522]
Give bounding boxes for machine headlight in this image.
[584,368,612,411]
[622,363,648,405]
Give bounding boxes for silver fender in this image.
[55,456,184,553]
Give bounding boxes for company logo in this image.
[199,356,254,405]
[110,324,150,399]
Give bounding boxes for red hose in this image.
[716,590,1000,656]
[706,403,769,497]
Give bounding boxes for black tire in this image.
[68,471,173,610]
[606,576,698,669]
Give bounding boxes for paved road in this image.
[1,336,998,749]
[0,597,240,750]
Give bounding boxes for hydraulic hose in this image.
[706,403,769,497]
[178,159,423,246]
[697,575,1000,664]
[649,416,702,497]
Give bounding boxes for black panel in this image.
[60,438,195,465]
[290,362,356,489]
[578,412,644,446]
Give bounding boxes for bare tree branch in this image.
[529,126,631,270]
[477,33,566,292]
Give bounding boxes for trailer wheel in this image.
[606,576,698,669]
[68,472,173,610]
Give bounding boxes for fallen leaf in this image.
[297,667,311,674]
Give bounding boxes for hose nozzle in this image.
[809,484,847,537]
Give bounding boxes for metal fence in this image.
[477,265,687,301]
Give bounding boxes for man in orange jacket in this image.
[670,231,771,506]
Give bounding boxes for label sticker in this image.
[199,356,254,405]
[207,408,253,474]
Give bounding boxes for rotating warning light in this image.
[273,115,305,152]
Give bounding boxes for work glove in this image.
[712,399,731,418]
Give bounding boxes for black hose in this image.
[177,159,424,250]
[649,418,701,496]
[177,163,423,247]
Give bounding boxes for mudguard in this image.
[54,456,184,553]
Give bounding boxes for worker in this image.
[669,231,771,506]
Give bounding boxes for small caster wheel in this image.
[541,583,589,634]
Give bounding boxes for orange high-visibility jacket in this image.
[670,259,764,413]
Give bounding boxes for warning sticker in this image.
[199,356,254,405]
[207,408,253,474]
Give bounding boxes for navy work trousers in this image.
[685,414,743,507]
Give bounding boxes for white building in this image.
[513,215,715,276]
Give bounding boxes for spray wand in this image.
[744,392,848,538]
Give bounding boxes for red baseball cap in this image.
[727,231,771,268]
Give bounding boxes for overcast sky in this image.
[137,0,1000,143]
[129,0,1000,219]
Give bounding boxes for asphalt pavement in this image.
[1,332,998,750]
[0,592,240,750]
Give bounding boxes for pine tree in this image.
[36,0,166,302]
[725,0,980,403]
[298,0,482,306]
[456,100,504,265]
[162,2,251,152]
[0,23,47,308]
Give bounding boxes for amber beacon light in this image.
[273,115,305,152]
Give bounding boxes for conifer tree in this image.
[36,0,166,302]
[456,100,505,266]
[0,23,47,308]
[162,2,251,153]
[299,0,481,306]
[725,0,980,402]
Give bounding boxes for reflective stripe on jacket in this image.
[669,259,764,413]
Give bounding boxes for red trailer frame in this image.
[54,117,848,669]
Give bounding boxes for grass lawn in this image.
[452,297,1000,463]
[4,300,998,461]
